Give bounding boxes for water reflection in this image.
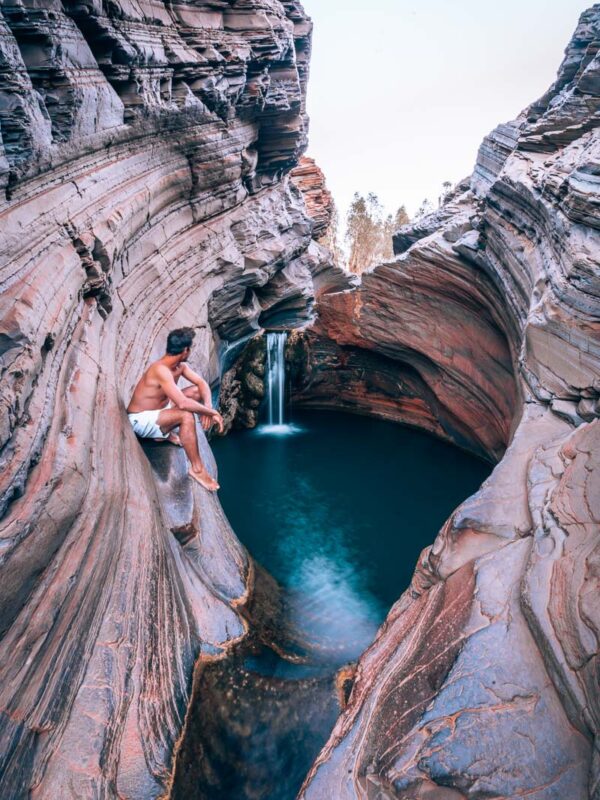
[271,472,384,663]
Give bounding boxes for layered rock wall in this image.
[291,155,334,239]
[217,155,352,432]
[297,7,600,798]
[2,1,599,797]
[0,2,332,797]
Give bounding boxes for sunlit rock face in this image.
[291,155,334,239]
[0,1,335,797]
[298,7,600,798]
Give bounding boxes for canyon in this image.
[0,2,599,800]
[293,7,600,797]
[0,1,346,796]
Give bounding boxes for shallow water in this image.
[173,411,490,800]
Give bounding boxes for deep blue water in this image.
[174,410,491,800]
[213,409,490,665]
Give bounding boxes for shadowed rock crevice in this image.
[168,563,344,800]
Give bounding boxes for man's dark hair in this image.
[166,327,196,356]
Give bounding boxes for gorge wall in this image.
[0,1,341,797]
[294,6,600,799]
[1,0,599,798]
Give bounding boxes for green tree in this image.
[380,205,411,260]
[439,180,453,206]
[345,195,410,274]
[346,192,381,273]
[394,205,410,227]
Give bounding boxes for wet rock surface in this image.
[218,334,267,432]
[295,8,600,799]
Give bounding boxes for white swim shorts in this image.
[128,408,168,439]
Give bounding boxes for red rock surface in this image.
[0,1,343,797]
[291,156,334,239]
[296,7,600,798]
[1,1,599,798]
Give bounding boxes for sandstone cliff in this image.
[0,2,333,797]
[2,1,599,798]
[295,6,600,798]
[291,155,334,240]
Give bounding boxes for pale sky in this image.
[301,0,591,223]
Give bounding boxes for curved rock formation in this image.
[296,7,600,798]
[291,156,334,240]
[0,1,338,797]
[2,0,599,797]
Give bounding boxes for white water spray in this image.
[259,332,302,435]
[266,331,287,426]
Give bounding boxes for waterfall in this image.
[265,331,287,426]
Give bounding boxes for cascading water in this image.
[262,331,293,433]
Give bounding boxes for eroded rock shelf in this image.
[0,1,599,798]
[0,1,345,796]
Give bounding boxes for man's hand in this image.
[199,409,224,434]
[211,411,224,434]
[200,413,212,432]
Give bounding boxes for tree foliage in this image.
[439,180,453,206]
[415,180,455,221]
[345,193,410,274]
[415,198,435,219]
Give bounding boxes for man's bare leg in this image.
[157,408,219,491]
[153,433,182,446]
[182,385,213,432]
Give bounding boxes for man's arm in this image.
[156,366,216,416]
[181,364,212,406]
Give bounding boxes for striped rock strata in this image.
[296,6,600,798]
[291,155,334,240]
[0,1,341,797]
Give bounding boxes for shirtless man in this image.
[127,327,224,492]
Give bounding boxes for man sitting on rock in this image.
[127,327,224,492]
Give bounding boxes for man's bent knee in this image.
[183,385,201,401]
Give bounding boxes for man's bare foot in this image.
[188,469,220,492]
